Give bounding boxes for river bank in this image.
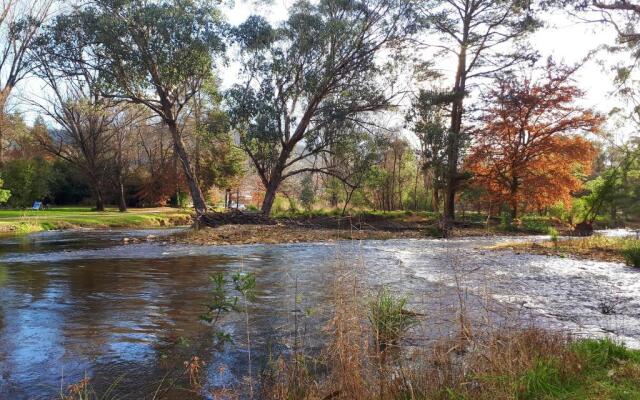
[490,235,640,264]
[0,207,192,234]
[172,210,548,246]
[2,229,640,398]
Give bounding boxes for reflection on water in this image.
[0,230,638,399]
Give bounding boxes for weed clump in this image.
[368,287,417,350]
[621,241,640,267]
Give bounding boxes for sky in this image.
[13,0,637,142]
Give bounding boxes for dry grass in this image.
[490,235,640,263]
[259,256,640,400]
[176,224,426,246]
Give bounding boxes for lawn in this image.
[0,206,193,234]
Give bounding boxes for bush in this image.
[520,217,550,234]
[621,241,640,267]
[368,287,417,350]
[500,208,514,231]
[548,227,559,247]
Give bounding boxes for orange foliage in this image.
[466,61,602,217]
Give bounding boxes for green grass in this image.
[368,287,417,350]
[0,206,193,235]
[446,337,640,400]
[621,242,640,267]
[554,338,640,399]
[512,338,640,400]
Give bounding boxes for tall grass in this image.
[621,241,640,267]
[368,288,417,351]
[58,253,640,400]
[260,262,640,400]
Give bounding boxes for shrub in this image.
[520,217,550,234]
[368,287,417,350]
[621,241,640,267]
[548,227,559,247]
[500,208,514,231]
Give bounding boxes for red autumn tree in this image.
[466,61,602,219]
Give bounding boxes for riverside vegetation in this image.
[492,235,640,266]
[58,269,640,400]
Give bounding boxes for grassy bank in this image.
[59,276,640,400]
[0,207,193,234]
[491,235,640,265]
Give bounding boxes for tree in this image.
[1,158,50,208]
[299,173,315,211]
[227,0,414,214]
[198,108,246,199]
[466,62,602,219]
[66,0,226,214]
[409,90,449,212]
[0,0,51,164]
[414,0,540,228]
[111,106,146,212]
[327,129,385,214]
[32,18,117,211]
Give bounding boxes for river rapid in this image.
[0,229,638,399]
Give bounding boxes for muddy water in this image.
[0,230,638,399]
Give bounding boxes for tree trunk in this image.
[261,180,280,215]
[95,190,105,212]
[0,96,6,166]
[444,24,470,230]
[166,120,207,215]
[118,179,127,212]
[510,179,519,220]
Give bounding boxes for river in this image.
[0,229,638,399]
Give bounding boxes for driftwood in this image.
[198,210,277,228]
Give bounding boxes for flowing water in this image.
[0,229,639,399]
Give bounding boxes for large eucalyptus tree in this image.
[227,0,415,214]
[56,0,227,214]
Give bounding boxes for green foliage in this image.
[548,227,559,247]
[200,272,257,344]
[572,338,640,368]
[520,217,551,234]
[500,206,514,231]
[299,174,315,211]
[169,189,189,208]
[368,287,417,350]
[516,359,564,400]
[227,0,413,214]
[48,160,91,205]
[0,177,10,204]
[198,107,246,192]
[0,158,50,207]
[72,0,225,101]
[621,241,640,267]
